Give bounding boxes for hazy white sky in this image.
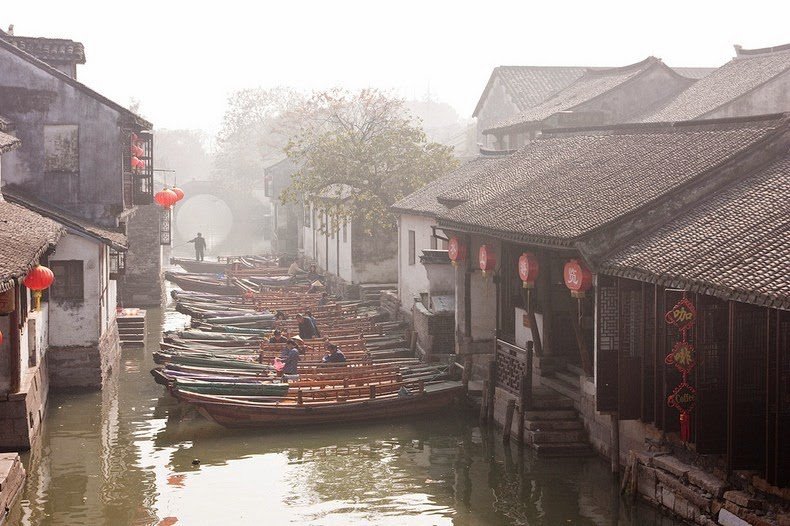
[4,0,789,133]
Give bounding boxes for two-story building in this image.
[0,33,154,389]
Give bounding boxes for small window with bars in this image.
[50,260,84,301]
[109,249,126,279]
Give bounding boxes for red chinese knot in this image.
[518,252,539,288]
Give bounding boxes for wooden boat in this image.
[171,258,230,274]
[165,271,242,295]
[172,377,290,397]
[176,380,463,428]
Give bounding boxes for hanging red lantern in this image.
[171,187,185,202]
[518,252,539,288]
[131,156,143,170]
[154,188,179,209]
[447,237,467,267]
[0,330,3,345]
[131,144,145,158]
[23,265,55,310]
[479,244,496,276]
[563,259,593,298]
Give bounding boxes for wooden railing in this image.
[483,339,534,443]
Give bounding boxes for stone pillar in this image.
[120,204,163,307]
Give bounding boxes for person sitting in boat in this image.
[296,313,319,340]
[288,259,305,277]
[304,310,322,338]
[269,329,287,344]
[322,343,346,363]
[306,264,321,283]
[280,339,300,376]
[187,233,207,262]
[274,310,288,320]
[318,292,329,306]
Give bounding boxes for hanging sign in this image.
[664,296,697,333]
[665,292,697,442]
[479,245,496,276]
[518,252,539,289]
[447,237,466,266]
[563,259,592,298]
[160,209,172,246]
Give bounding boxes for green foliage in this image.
[280,89,458,233]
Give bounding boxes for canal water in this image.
[9,307,684,525]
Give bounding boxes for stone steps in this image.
[118,309,146,348]
[532,442,592,457]
[525,419,583,431]
[539,375,581,402]
[524,409,578,420]
[526,429,588,443]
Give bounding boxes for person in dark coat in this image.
[296,313,319,340]
[280,339,300,375]
[188,233,207,261]
[269,329,287,344]
[322,343,346,363]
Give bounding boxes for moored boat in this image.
[177,380,463,428]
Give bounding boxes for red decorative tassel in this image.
[680,412,690,442]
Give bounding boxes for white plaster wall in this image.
[397,214,436,311]
[514,306,543,350]
[469,235,499,341]
[48,233,100,347]
[19,295,48,381]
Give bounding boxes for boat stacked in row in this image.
[154,257,462,428]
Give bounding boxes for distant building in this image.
[482,57,696,150]
[264,158,301,256]
[472,63,713,150]
[303,185,397,294]
[644,43,790,121]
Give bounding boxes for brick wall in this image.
[120,204,163,307]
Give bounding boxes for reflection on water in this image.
[10,308,683,525]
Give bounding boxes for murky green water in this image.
[9,307,684,525]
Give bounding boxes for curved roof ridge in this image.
[735,42,790,57]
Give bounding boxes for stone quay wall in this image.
[48,319,121,390]
[120,204,163,307]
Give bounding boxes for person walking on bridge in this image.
[188,233,207,261]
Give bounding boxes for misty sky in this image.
[4,0,789,133]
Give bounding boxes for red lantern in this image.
[563,259,592,298]
[171,187,185,202]
[131,144,144,158]
[518,252,539,289]
[447,237,467,266]
[479,244,496,276]
[154,188,179,209]
[0,330,3,345]
[23,265,55,310]
[131,156,143,170]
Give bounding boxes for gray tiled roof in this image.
[0,199,64,292]
[644,45,790,122]
[485,57,667,133]
[391,156,509,217]
[473,66,589,117]
[4,190,128,250]
[602,155,790,310]
[438,115,789,244]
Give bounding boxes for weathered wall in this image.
[412,302,455,359]
[351,221,397,284]
[475,76,520,148]
[48,234,99,347]
[0,46,126,227]
[706,69,790,119]
[0,358,49,450]
[120,204,162,307]
[573,66,692,125]
[48,315,120,390]
[397,214,435,314]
